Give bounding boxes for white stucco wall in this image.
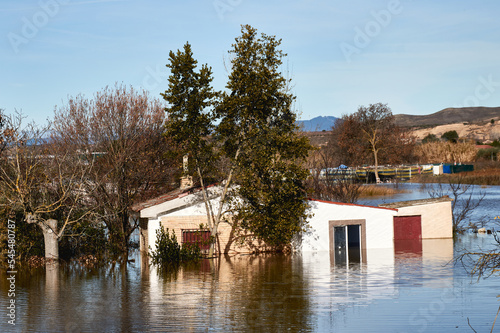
[148,218,160,252]
[142,190,234,254]
[301,200,399,252]
[140,187,225,254]
[395,201,453,239]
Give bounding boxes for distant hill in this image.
[297,116,338,132]
[394,107,500,127]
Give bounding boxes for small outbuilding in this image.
[379,196,453,240]
[300,196,453,264]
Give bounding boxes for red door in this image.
[182,229,211,250]
[394,215,422,254]
[393,215,422,240]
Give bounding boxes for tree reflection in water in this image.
[1,234,499,332]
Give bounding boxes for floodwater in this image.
[359,183,500,230]
[0,185,499,332]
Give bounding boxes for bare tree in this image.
[428,176,486,233]
[0,109,8,154]
[455,233,500,278]
[454,225,500,332]
[0,111,93,260]
[329,104,415,183]
[53,84,178,259]
[329,114,367,168]
[356,103,397,183]
[305,147,362,203]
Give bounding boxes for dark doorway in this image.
[333,225,361,264]
[347,225,361,262]
[334,226,347,264]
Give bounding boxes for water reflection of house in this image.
[133,185,453,258]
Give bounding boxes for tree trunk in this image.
[38,219,59,260]
[208,224,218,257]
[373,148,380,183]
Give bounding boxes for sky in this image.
[1,0,500,125]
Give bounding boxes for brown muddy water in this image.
[0,185,499,332]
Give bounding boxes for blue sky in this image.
[1,0,500,125]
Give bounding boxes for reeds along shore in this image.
[415,142,477,164]
[358,185,408,197]
[414,168,500,186]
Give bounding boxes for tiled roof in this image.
[131,184,220,212]
[308,198,398,211]
[379,196,452,209]
[131,186,195,212]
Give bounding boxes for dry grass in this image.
[415,142,477,164]
[415,167,500,186]
[358,185,408,197]
[449,169,500,185]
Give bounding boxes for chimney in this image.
[180,154,193,190]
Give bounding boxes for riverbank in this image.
[413,166,500,186]
[358,184,408,197]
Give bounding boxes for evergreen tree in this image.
[217,25,312,248]
[162,42,222,256]
[163,26,313,252]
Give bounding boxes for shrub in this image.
[59,221,107,260]
[441,130,459,143]
[422,133,439,143]
[477,148,499,161]
[150,226,201,268]
[0,208,44,263]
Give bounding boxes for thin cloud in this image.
[45,28,114,41]
[0,0,127,13]
[66,0,129,6]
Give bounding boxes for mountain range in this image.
[297,116,338,132]
[393,107,500,127]
[298,107,500,132]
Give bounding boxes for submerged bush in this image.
[150,226,201,267]
[0,208,44,262]
[59,221,107,260]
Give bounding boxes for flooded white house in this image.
[134,185,453,260]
